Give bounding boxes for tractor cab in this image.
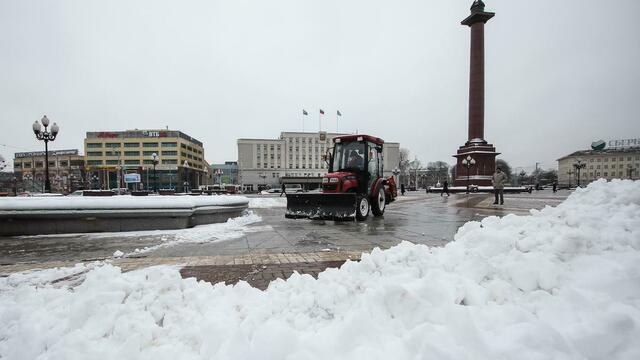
[324,136,384,195]
[286,135,397,221]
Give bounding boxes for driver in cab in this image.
[346,150,364,170]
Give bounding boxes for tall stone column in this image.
[453,0,500,187]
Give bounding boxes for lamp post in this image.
[573,159,586,187]
[392,168,400,187]
[32,115,59,193]
[183,160,190,193]
[151,153,159,192]
[461,155,476,193]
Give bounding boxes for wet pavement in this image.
[0,190,571,287]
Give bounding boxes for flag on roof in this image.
[319,109,325,115]
[303,109,308,116]
[337,110,342,116]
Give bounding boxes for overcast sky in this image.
[1,0,639,172]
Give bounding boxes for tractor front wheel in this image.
[371,186,386,217]
[356,195,370,221]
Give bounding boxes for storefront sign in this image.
[15,149,79,158]
[124,173,141,183]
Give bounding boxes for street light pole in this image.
[183,160,190,193]
[573,159,586,187]
[151,153,159,192]
[32,115,59,193]
[461,155,476,193]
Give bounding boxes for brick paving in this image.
[180,260,351,290]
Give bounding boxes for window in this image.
[106,160,119,165]
[36,161,43,168]
[87,151,102,157]
[604,165,608,169]
[181,144,187,149]
[106,143,121,148]
[162,159,177,164]
[14,162,21,168]
[59,161,68,167]
[143,143,158,148]
[187,146,193,151]
[124,151,139,156]
[48,161,55,167]
[143,151,156,156]
[124,142,140,148]
[181,152,187,157]
[612,157,616,162]
[604,157,608,162]
[604,172,608,177]
[87,160,103,165]
[162,151,177,156]
[124,159,139,165]
[143,159,154,164]
[24,163,31,168]
[161,142,177,147]
[87,143,102,148]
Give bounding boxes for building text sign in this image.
[608,138,640,149]
[124,173,141,183]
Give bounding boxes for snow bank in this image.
[1,179,639,359]
[0,194,249,211]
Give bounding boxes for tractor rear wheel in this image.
[355,195,369,221]
[371,186,386,217]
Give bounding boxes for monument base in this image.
[453,140,500,187]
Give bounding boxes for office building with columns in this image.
[237,131,400,192]
[557,139,640,186]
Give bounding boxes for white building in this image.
[237,131,400,192]
[557,139,640,186]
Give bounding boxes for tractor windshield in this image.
[332,141,365,172]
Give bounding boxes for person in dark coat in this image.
[552,182,557,193]
[441,181,449,197]
[280,183,286,197]
[400,183,406,195]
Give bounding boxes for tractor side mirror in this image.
[324,149,333,168]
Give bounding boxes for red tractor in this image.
[286,135,398,220]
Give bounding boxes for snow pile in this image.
[1,179,639,359]
[248,196,287,208]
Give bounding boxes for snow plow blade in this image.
[285,193,357,220]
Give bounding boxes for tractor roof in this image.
[333,135,384,146]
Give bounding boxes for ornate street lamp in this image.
[183,160,190,193]
[32,115,59,193]
[151,153,159,192]
[573,159,586,187]
[461,155,476,193]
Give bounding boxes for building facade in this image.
[84,129,205,190]
[557,145,640,186]
[237,131,400,192]
[13,149,85,193]
[210,161,239,185]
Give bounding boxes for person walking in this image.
[441,181,449,197]
[552,182,557,193]
[492,167,508,205]
[280,183,286,197]
[400,183,406,196]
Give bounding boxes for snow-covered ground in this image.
[1,179,639,359]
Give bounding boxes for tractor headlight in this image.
[329,177,339,183]
[322,178,329,183]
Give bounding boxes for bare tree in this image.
[398,148,411,185]
[496,159,512,180]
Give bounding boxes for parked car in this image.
[260,188,282,195]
